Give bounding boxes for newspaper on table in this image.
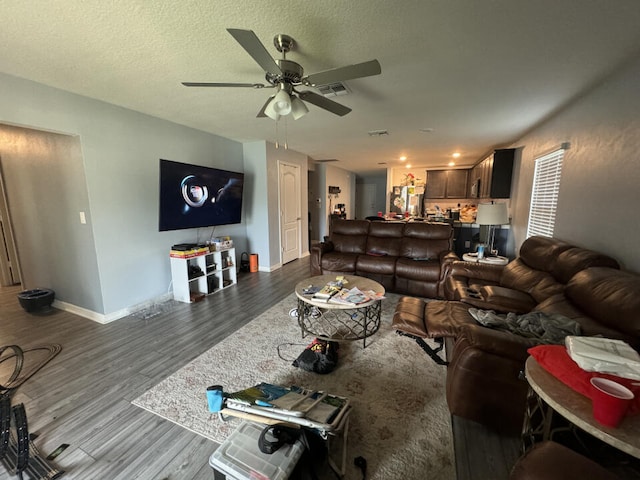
[565,336,640,380]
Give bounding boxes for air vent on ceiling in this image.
[315,159,339,163]
[316,82,350,97]
[368,130,389,137]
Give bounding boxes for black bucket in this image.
[17,288,55,313]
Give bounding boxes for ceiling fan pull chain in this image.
[275,119,279,149]
[284,117,288,150]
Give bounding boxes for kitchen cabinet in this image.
[468,148,515,199]
[426,169,468,199]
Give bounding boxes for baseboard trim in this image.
[53,292,174,324]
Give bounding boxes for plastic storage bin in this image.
[209,422,304,480]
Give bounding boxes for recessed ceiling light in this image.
[452,152,461,158]
[399,156,407,161]
[448,161,456,166]
[406,164,412,169]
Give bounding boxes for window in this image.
[526,148,565,238]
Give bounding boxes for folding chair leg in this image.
[395,331,448,366]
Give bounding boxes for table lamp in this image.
[476,202,509,256]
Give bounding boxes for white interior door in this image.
[279,162,301,265]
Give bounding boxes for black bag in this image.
[292,338,338,374]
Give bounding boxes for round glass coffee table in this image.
[294,275,385,348]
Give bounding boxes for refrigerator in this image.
[390,186,424,217]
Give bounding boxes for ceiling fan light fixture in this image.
[272,86,291,115]
[291,96,309,120]
[264,99,281,120]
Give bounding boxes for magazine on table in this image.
[312,276,347,299]
[328,287,384,305]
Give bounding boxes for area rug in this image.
[132,293,454,479]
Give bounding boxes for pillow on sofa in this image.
[528,345,640,415]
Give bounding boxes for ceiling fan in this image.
[182,28,382,120]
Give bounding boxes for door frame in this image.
[0,158,21,285]
[278,160,302,265]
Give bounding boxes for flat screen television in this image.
[158,159,244,231]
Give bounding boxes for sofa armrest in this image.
[460,285,536,314]
[310,241,335,275]
[456,323,538,363]
[437,250,460,297]
[449,260,505,282]
[478,285,536,313]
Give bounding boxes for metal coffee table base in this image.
[296,298,382,348]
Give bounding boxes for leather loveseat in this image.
[310,219,457,298]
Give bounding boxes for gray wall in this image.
[0,72,246,319]
[0,125,103,310]
[510,54,640,272]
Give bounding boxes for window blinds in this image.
[526,148,564,238]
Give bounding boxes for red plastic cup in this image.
[377,211,383,217]
[590,377,634,427]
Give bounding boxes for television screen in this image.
[158,159,244,231]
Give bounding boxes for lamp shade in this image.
[290,96,309,120]
[476,202,509,225]
[272,88,291,115]
[263,95,280,120]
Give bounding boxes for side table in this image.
[462,252,509,265]
[522,356,640,459]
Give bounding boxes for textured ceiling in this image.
[1,1,640,174]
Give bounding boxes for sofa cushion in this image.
[565,267,640,338]
[395,257,442,282]
[500,258,564,303]
[330,219,369,254]
[365,221,404,256]
[552,247,620,283]
[518,235,573,272]
[320,252,359,273]
[400,222,452,259]
[423,300,477,338]
[356,254,398,275]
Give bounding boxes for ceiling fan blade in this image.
[304,59,381,86]
[227,28,282,77]
[298,91,352,116]
[182,82,268,88]
[256,96,274,118]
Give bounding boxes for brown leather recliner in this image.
[444,235,620,313]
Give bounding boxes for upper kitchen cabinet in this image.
[468,148,515,199]
[426,169,468,198]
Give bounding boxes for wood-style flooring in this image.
[0,256,520,479]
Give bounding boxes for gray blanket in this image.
[468,308,581,344]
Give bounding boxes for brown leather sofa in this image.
[446,266,640,433]
[444,235,620,313]
[393,233,638,432]
[310,219,457,298]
